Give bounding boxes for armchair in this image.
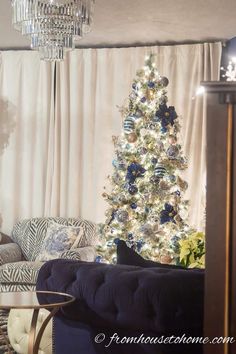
[0,217,97,292]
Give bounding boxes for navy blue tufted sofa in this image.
[36,259,204,354]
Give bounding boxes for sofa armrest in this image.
[60,246,96,262]
[0,243,22,265]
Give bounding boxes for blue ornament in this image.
[154,163,166,178]
[151,157,158,164]
[113,238,120,245]
[135,110,143,118]
[128,233,134,240]
[123,117,135,133]
[167,145,179,159]
[169,175,176,183]
[160,203,177,224]
[171,235,180,246]
[129,185,138,195]
[126,163,146,183]
[136,239,144,252]
[95,256,102,263]
[131,203,137,209]
[145,207,150,213]
[155,104,177,129]
[148,81,155,88]
[140,97,146,103]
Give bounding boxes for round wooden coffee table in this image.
[0,290,75,354]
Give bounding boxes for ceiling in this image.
[0,0,235,49]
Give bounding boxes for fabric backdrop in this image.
[0,43,222,234]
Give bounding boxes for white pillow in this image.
[36,222,83,261]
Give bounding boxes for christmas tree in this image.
[97,54,196,265]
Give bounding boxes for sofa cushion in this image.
[11,217,97,261]
[0,243,22,265]
[0,232,13,244]
[117,240,188,269]
[36,222,83,261]
[0,261,43,285]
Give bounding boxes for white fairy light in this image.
[221,57,236,81]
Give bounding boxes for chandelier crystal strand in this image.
[11,0,95,61]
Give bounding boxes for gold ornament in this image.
[160,254,172,264]
[159,180,169,190]
[146,89,154,100]
[168,135,177,145]
[177,176,188,191]
[127,132,138,143]
[112,136,119,146]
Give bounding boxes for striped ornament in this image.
[123,117,135,133]
[154,163,166,178]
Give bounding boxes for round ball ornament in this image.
[159,76,169,87]
[167,145,179,159]
[169,175,176,183]
[138,147,148,155]
[135,109,143,118]
[151,157,158,165]
[150,175,160,184]
[140,96,147,103]
[159,180,169,190]
[160,254,172,264]
[156,141,164,152]
[168,135,177,145]
[130,202,137,209]
[127,132,137,143]
[148,81,155,89]
[123,117,135,133]
[128,184,138,195]
[154,163,167,178]
[140,223,153,236]
[116,210,129,223]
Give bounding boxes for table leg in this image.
[28,309,39,354]
[31,307,59,354]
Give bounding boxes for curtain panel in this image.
[0,43,222,233]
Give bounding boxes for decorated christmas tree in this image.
[97,54,201,266]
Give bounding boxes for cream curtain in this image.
[0,43,222,234]
[0,51,54,233]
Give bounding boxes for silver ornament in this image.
[116,210,129,223]
[167,145,179,159]
[140,223,153,236]
[159,76,169,87]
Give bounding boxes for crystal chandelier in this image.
[11,0,95,61]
